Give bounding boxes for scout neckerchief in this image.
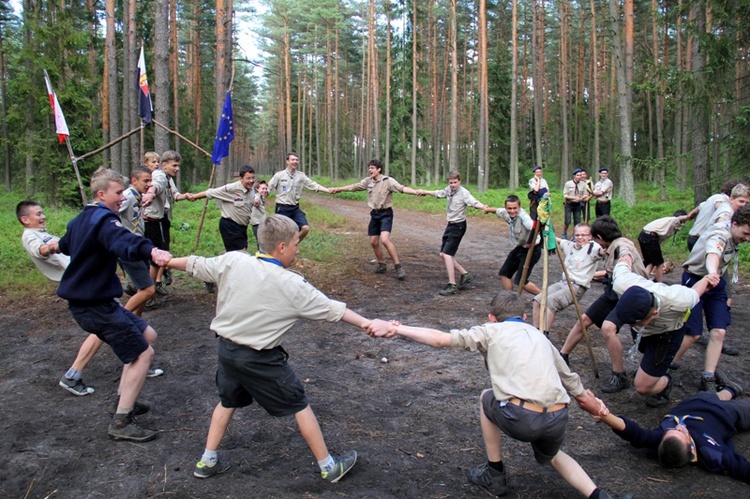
[129,186,142,233]
[664,414,703,462]
[256,252,283,267]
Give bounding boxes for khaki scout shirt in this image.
[143,169,180,220]
[684,221,737,277]
[594,178,613,202]
[603,237,648,278]
[493,207,539,247]
[206,180,254,226]
[435,185,481,223]
[268,169,324,206]
[642,216,685,242]
[349,175,408,210]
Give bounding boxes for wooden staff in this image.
[517,221,542,297]
[75,126,142,162]
[64,137,87,206]
[539,227,550,333]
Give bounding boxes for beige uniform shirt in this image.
[143,169,180,220]
[643,216,685,242]
[268,169,324,206]
[349,175,407,210]
[684,221,737,276]
[563,179,585,201]
[528,177,549,193]
[558,239,602,288]
[594,178,613,202]
[249,192,266,226]
[206,180,254,226]
[689,193,728,237]
[22,228,70,282]
[435,185,480,223]
[186,252,347,349]
[493,207,539,247]
[603,238,648,278]
[450,320,584,407]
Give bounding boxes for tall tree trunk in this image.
[509,0,519,189]
[127,0,138,164]
[369,0,379,161]
[411,0,418,185]
[154,0,170,155]
[690,0,710,202]
[215,0,228,181]
[589,0,601,173]
[449,0,458,172]
[652,0,666,199]
[106,0,121,173]
[532,0,543,168]
[284,20,292,157]
[385,0,392,175]
[477,0,488,192]
[170,0,180,186]
[559,0,570,181]
[0,17,9,190]
[334,31,340,178]
[121,1,131,173]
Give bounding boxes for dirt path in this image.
[2,193,750,498]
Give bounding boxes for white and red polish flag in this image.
[137,46,153,123]
[43,70,69,144]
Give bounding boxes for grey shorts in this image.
[482,390,568,464]
[120,259,154,290]
[534,281,586,313]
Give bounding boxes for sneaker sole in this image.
[147,369,165,378]
[194,463,231,479]
[329,456,357,483]
[108,432,157,442]
[59,381,95,396]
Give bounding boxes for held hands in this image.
[361,319,400,338]
[47,241,61,254]
[705,273,721,288]
[575,389,610,419]
[483,206,496,215]
[141,191,155,207]
[150,247,173,267]
[329,187,340,195]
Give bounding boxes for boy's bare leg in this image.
[523,281,542,295]
[705,327,726,373]
[117,346,153,411]
[560,315,593,355]
[601,320,624,372]
[204,403,236,451]
[124,285,155,317]
[549,450,597,497]
[500,276,513,291]
[299,225,310,242]
[295,405,329,461]
[70,334,104,372]
[478,390,503,462]
[532,301,541,328]
[442,254,457,283]
[370,235,386,263]
[379,231,401,265]
[672,334,700,362]
[634,369,669,395]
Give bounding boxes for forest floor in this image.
[2,193,750,498]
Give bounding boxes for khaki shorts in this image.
[533,281,586,313]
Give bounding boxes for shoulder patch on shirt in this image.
[112,220,123,228]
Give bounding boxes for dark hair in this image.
[447,170,461,181]
[732,205,750,226]
[130,165,151,180]
[590,215,622,242]
[489,291,526,321]
[505,194,521,205]
[368,159,383,171]
[256,179,267,186]
[16,200,40,223]
[658,434,692,469]
[720,179,743,196]
[286,152,299,161]
[239,165,256,178]
[673,209,687,217]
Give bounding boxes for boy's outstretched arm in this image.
[167,257,189,271]
[390,324,452,348]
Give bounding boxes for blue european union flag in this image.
[212,92,235,164]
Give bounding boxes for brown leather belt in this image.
[508,397,566,413]
[144,216,161,222]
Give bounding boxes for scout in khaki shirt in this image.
[331,158,421,280]
[365,291,624,499]
[637,209,695,282]
[592,167,614,218]
[167,215,390,483]
[188,165,256,251]
[418,170,486,296]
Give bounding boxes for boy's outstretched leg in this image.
[296,405,357,483]
[466,390,509,496]
[194,403,235,478]
[59,334,103,396]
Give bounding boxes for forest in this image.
[1,0,749,206]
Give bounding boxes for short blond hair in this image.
[90,167,124,198]
[730,183,750,199]
[143,151,160,164]
[258,215,298,254]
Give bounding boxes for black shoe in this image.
[457,272,475,290]
[722,342,739,356]
[108,413,157,442]
[465,463,509,497]
[123,284,137,296]
[108,400,151,417]
[700,375,717,392]
[395,264,406,280]
[601,372,628,393]
[374,262,387,274]
[715,368,744,397]
[163,269,172,286]
[669,361,680,370]
[439,283,458,296]
[646,377,672,407]
[205,282,215,294]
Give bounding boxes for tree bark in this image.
[509,0,519,189]
[106,0,121,173]
[154,0,170,155]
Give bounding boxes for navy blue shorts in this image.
[482,390,568,464]
[586,285,620,329]
[499,245,542,286]
[682,271,731,335]
[69,301,150,364]
[216,338,309,417]
[275,203,308,229]
[638,328,685,377]
[368,208,394,236]
[638,231,664,267]
[119,259,154,290]
[440,221,467,256]
[219,217,249,251]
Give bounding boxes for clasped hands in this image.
[575,389,610,420]
[360,318,400,338]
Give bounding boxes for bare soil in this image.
[2,193,750,498]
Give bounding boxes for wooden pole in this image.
[76,126,142,162]
[539,227,549,332]
[192,163,217,253]
[65,137,87,206]
[517,221,542,296]
[152,119,212,158]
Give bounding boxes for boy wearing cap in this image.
[562,169,586,239]
[671,206,750,392]
[609,255,715,407]
[592,168,613,218]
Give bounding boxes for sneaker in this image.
[669,361,680,370]
[194,459,231,479]
[59,376,95,396]
[699,375,717,392]
[163,269,173,286]
[374,262,387,274]
[439,283,458,296]
[465,462,509,497]
[395,265,406,280]
[147,367,164,378]
[321,450,357,483]
[458,272,475,290]
[562,232,568,240]
[155,282,169,295]
[714,368,744,397]
[108,414,157,442]
[107,400,151,417]
[144,296,163,311]
[645,377,672,407]
[601,372,628,393]
[722,342,739,356]
[560,352,570,367]
[123,284,137,296]
[204,282,215,294]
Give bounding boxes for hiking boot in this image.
[147,367,164,378]
[722,342,739,356]
[458,272,475,290]
[194,459,231,479]
[601,372,628,393]
[561,232,568,240]
[321,450,357,483]
[163,269,173,286]
[144,296,163,311]
[123,284,137,296]
[108,413,157,442]
[374,262,387,274]
[395,264,406,280]
[465,462,509,497]
[439,283,458,296]
[155,282,169,295]
[669,361,680,370]
[598,491,634,499]
[699,374,717,392]
[715,368,743,398]
[560,352,570,367]
[645,377,672,408]
[107,400,151,417]
[59,376,95,396]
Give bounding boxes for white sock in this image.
[318,454,335,471]
[201,449,218,465]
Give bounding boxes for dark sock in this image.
[589,488,601,499]
[488,460,504,473]
[724,386,737,399]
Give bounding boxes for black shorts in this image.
[69,301,150,364]
[564,203,582,226]
[216,338,309,417]
[499,245,542,286]
[638,329,685,377]
[586,285,620,328]
[595,202,610,218]
[219,217,249,252]
[275,204,308,229]
[144,217,171,252]
[638,231,664,267]
[440,221,467,256]
[368,208,394,236]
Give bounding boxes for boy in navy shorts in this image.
[418,170,486,295]
[168,215,389,482]
[367,291,623,498]
[58,168,172,442]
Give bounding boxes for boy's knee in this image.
[141,285,156,299]
[710,328,726,341]
[142,327,157,346]
[138,346,155,363]
[600,321,617,339]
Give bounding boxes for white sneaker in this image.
[147,368,164,378]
